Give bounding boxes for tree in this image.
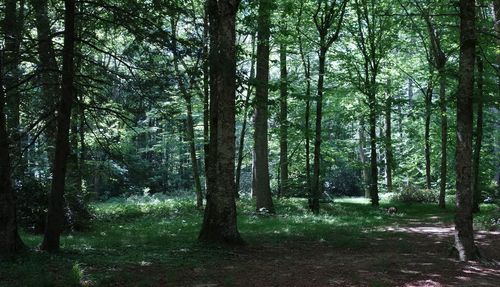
[253,0,275,213]
[472,56,484,212]
[0,43,25,257]
[199,0,243,244]
[279,32,289,198]
[351,0,395,207]
[171,15,203,209]
[454,0,478,262]
[41,0,77,252]
[310,0,348,214]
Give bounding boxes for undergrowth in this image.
[0,195,497,286]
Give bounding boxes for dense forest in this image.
[1,0,500,285]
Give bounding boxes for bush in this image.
[16,177,93,233]
[391,185,438,204]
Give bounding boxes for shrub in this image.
[391,185,438,204]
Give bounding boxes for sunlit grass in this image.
[1,195,497,286]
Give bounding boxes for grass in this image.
[1,195,498,286]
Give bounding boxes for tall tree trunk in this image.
[4,0,25,178]
[298,32,312,202]
[424,84,432,190]
[235,33,256,197]
[0,43,25,257]
[454,0,478,262]
[493,1,500,193]
[359,117,370,198]
[385,93,393,193]
[472,56,484,213]
[368,88,379,206]
[41,0,76,252]
[311,47,327,214]
[171,18,203,209]
[199,0,243,244]
[279,42,289,197]
[202,2,210,189]
[438,69,448,208]
[253,0,274,213]
[31,0,59,165]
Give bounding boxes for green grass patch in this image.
[1,195,497,286]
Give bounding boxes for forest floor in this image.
[1,196,499,287]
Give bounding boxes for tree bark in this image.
[31,0,59,164]
[3,0,25,178]
[41,0,76,252]
[235,33,256,197]
[454,0,478,262]
[385,92,393,193]
[279,42,289,198]
[359,117,370,198]
[438,69,448,208]
[202,2,210,190]
[199,0,243,245]
[311,47,327,214]
[253,0,274,213]
[424,84,432,190]
[171,17,203,209]
[0,41,25,257]
[368,88,379,206]
[472,56,484,213]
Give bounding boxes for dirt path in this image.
[114,217,500,287]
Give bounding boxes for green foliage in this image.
[390,185,439,204]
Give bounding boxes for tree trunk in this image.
[298,34,312,202]
[4,0,25,178]
[199,0,243,245]
[424,84,432,190]
[202,2,210,190]
[472,57,484,213]
[235,33,256,197]
[359,117,370,198]
[279,42,289,197]
[41,0,76,252]
[454,0,478,262]
[311,48,327,214]
[0,42,25,257]
[171,18,203,209]
[368,89,379,207]
[253,0,274,213]
[385,93,393,193]
[31,0,59,165]
[493,1,500,193]
[438,69,448,208]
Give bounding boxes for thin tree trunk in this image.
[439,69,448,208]
[368,88,379,206]
[472,57,484,213]
[279,42,289,198]
[253,0,274,213]
[235,33,256,197]
[298,32,312,202]
[385,94,393,193]
[199,0,243,245]
[311,48,327,214]
[454,0,478,262]
[41,0,76,252]
[31,0,60,166]
[424,84,432,190]
[4,0,25,177]
[202,2,210,189]
[359,117,370,198]
[171,17,203,209]
[0,42,25,257]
